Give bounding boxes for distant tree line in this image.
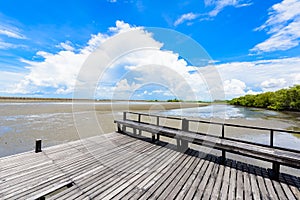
[228,85,300,111]
[167,98,182,102]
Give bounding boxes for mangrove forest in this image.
[228,85,300,111]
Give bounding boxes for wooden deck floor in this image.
[0,132,299,200]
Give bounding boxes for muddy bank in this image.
[0,102,207,157]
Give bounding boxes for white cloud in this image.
[204,0,252,17]
[261,78,287,91]
[9,21,137,95]
[109,20,138,33]
[0,28,26,39]
[0,71,24,93]
[209,57,300,98]
[0,40,19,49]
[57,41,74,51]
[251,0,300,53]
[4,19,300,101]
[223,79,247,98]
[106,49,214,100]
[174,13,198,26]
[292,73,300,84]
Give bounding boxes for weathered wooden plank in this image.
[236,162,244,200]
[219,162,231,200]
[140,150,195,199]
[158,151,199,199]
[126,151,184,199]
[261,168,279,200]
[227,160,237,200]
[194,157,218,199]
[182,157,211,200]
[1,129,300,200]
[174,156,205,200]
[270,170,289,200]
[201,157,221,199]
[2,136,143,194]
[97,145,176,200]
[111,149,179,199]
[211,163,225,199]
[248,165,261,200]
[1,135,152,199]
[67,142,171,199]
[137,150,193,199]
[242,163,253,200]
[286,175,300,199]
[253,166,271,200]
[279,174,297,200]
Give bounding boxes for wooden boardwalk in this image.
[0,132,300,199]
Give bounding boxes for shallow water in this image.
[157,104,295,120]
[156,104,300,151]
[0,102,300,157]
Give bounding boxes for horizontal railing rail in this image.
[124,111,300,153]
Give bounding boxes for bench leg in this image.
[177,139,188,153]
[176,138,181,151]
[138,130,142,135]
[152,133,156,143]
[220,150,226,163]
[272,162,280,180]
[117,123,122,133]
[157,133,160,141]
[133,128,137,135]
[122,125,126,133]
[181,140,188,152]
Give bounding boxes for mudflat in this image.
[0,101,206,157]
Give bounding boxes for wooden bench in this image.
[114,112,300,180]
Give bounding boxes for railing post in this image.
[156,116,160,141]
[272,162,280,180]
[270,130,274,147]
[222,124,226,162]
[122,112,126,133]
[35,139,42,153]
[138,114,142,135]
[221,124,225,138]
[180,118,189,152]
[182,118,189,131]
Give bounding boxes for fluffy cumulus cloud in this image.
[261,78,287,91]
[211,57,300,99]
[251,0,300,53]
[9,21,134,95]
[223,79,246,97]
[97,48,213,100]
[3,19,300,101]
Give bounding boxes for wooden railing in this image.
[115,111,300,179]
[124,111,300,153]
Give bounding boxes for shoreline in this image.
[1,102,300,158]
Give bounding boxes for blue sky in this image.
[0,0,300,100]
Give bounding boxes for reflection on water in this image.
[157,104,291,120]
[157,104,300,151]
[0,102,300,157]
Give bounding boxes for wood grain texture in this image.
[0,132,299,199]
